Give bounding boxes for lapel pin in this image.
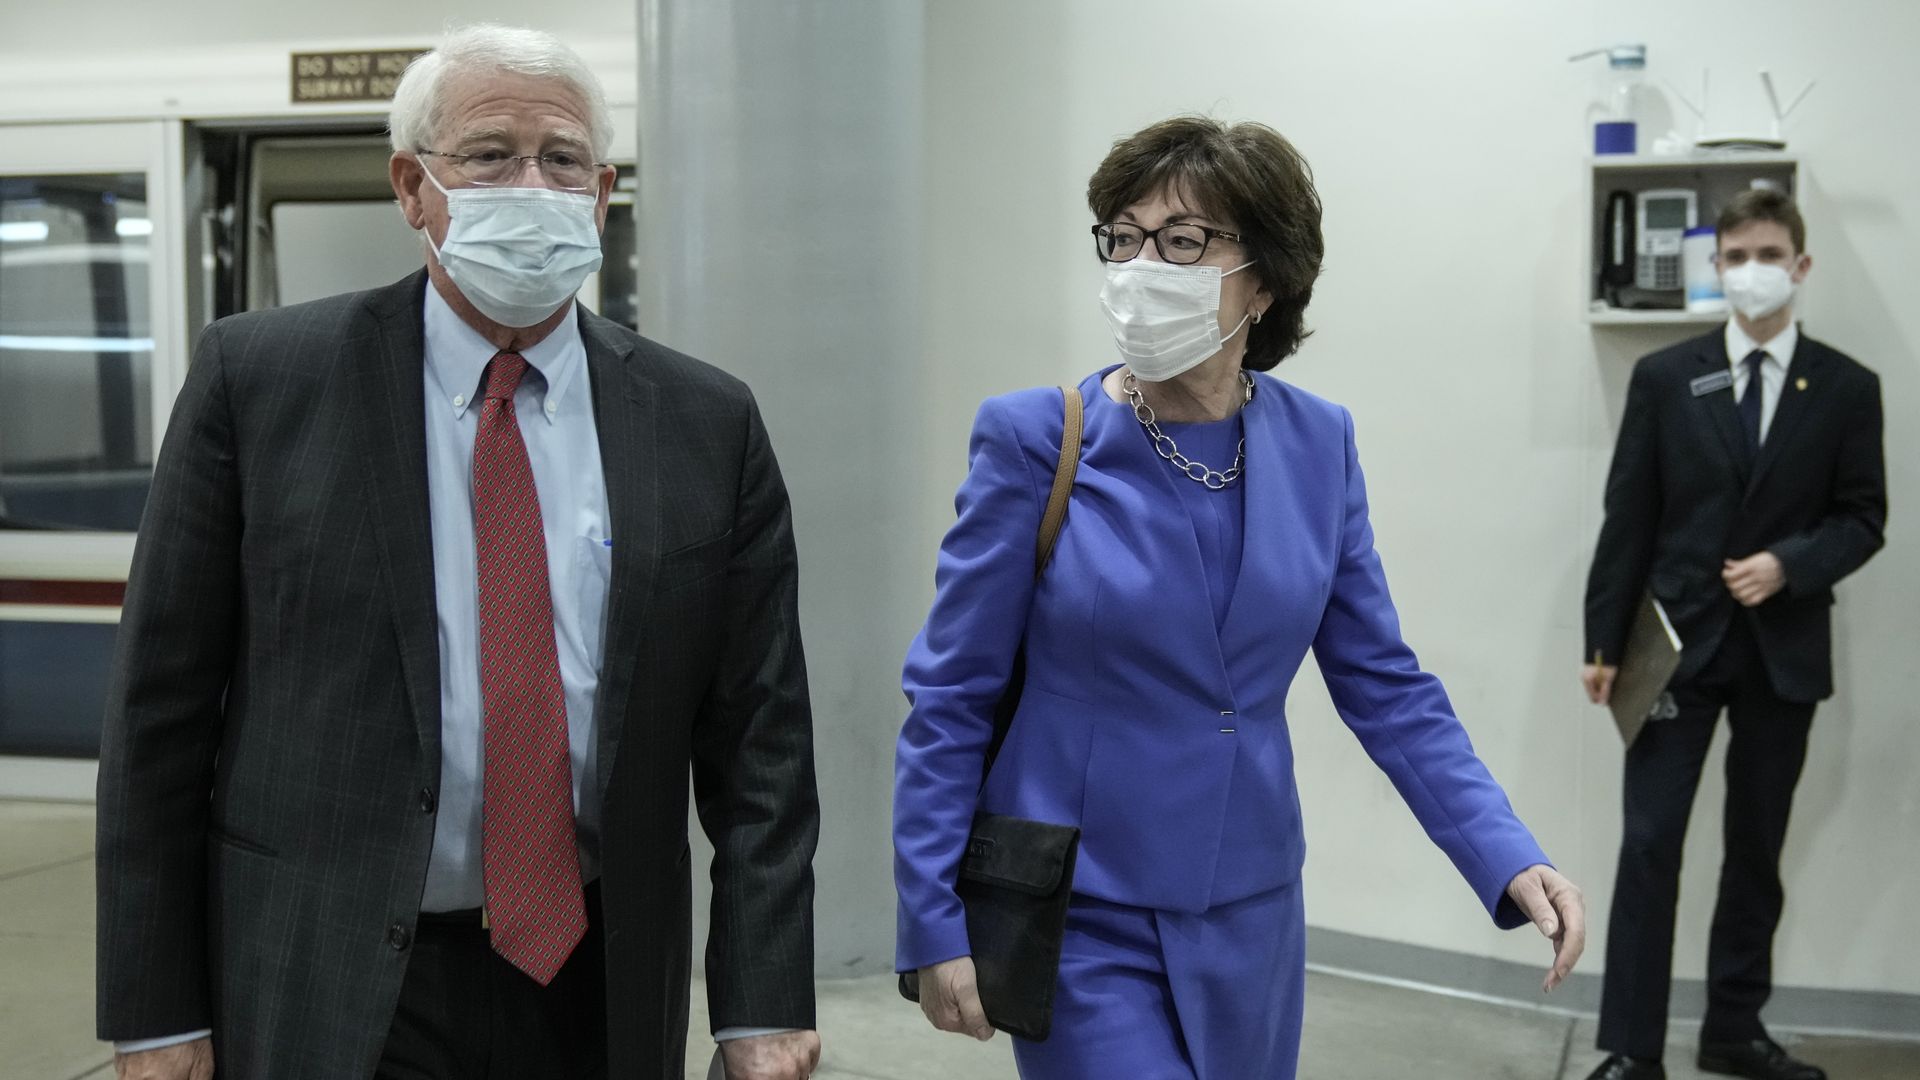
[1796,377,1809,391]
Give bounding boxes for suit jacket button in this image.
[388,923,411,950]
[419,788,436,814]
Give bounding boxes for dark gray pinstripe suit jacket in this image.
[95,270,819,1078]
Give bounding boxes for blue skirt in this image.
[1013,882,1306,1079]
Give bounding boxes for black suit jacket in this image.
[95,271,818,1078]
[1585,328,1886,704]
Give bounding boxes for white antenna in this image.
[1663,69,1713,142]
[1759,70,1817,139]
[1665,69,1709,121]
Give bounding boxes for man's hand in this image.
[1581,663,1619,705]
[1723,552,1786,607]
[1506,864,1586,993]
[719,1029,820,1080]
[917,955,993,1040]
[114,1038,213,1080]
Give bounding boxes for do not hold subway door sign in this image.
[291,50,429,104]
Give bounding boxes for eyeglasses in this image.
[1092,221,1243,265]
[416,149,608,192]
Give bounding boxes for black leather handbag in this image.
[898,386,1084,1041]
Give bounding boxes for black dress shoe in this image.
[1584,1054,1666,1080]
[1697,1037,1827,1080]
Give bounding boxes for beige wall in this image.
[0,1,633,52]
[3,0,1911,998]
[922,0,1918,995]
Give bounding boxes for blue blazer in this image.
[893,367,1548,972]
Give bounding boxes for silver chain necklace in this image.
[1123,372,1252,490]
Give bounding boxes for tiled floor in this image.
[7,799,1914,1080]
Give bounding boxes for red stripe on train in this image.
[0,579,127,606]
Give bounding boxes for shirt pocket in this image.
[575,534,614,670]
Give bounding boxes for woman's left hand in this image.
[1505,864,1586,993]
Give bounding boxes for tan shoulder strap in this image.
[1034,386,1083,575]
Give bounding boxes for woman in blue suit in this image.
[893,117,1586,1078]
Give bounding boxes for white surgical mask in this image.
[1719,261,1797,321]
[1099,259,1254,382]
[422,165,604,327]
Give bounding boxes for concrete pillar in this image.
[634,0,925,979]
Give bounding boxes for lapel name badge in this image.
[1690,370,1734,396]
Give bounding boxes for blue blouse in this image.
[1149,413,1246,630]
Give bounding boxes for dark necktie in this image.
[473,351,587,985]
[1737,350,1766,457]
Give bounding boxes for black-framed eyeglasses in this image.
[416,148,609,191]
[1092,221,1244,265]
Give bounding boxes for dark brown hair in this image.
[1717,188,1806,254]
[1087,116,1324,370]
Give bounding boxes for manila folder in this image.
[1609,594,1682,748]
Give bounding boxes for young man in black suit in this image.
[1579,190,1886,1080]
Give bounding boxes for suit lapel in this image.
[352,271,444,763]
[581,310,655,798]
[1746,337,1825,499]
[1215,388,1270,651]
[1692,338,1751,487]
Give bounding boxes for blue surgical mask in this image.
[422,165,604,327]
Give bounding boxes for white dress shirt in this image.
[1726,318,1798,444]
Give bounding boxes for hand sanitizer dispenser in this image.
[1571,44,1649,154]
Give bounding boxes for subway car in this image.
[0,35,639,798]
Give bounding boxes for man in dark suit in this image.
[1579,190,1886,1080]
[94,24,821,1080]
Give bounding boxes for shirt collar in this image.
[1725,317,1798,373]
[422,283,583,424]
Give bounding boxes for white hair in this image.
[388,23,613,160]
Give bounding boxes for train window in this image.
[245,134,410,310]
[270,200,424,306]
[599,169,639,330]
[0,173,154,532]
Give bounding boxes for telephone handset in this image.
[1601,190,1636,297]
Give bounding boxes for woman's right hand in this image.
[917,955,994,1041]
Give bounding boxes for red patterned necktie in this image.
[473,350,587,985]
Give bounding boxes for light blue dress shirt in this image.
[419,284,609,913]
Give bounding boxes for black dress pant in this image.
[377,883,608,1080]
[1597,616,1816,1060]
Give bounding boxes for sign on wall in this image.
[291,50,428,104]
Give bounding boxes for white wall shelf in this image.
[1585,307,1729,326]
[1585,152,1799,328]
[1591,151,1799,171]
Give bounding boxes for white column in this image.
[635,0,925,978]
